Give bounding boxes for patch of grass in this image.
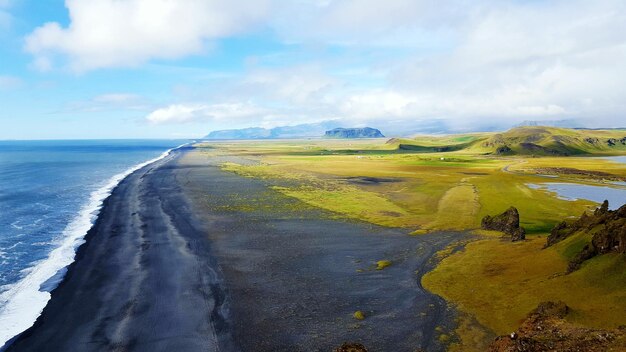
[424,183,479,231]
[447,313,493,352]
[559,231,594,260]
[353,311,365,320]
[423,237,626,342]
[273,185,417,228]
[376,260,392,270]
[438,333,450,342]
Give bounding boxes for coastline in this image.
[0,143,186,349]
[4,146,464,351]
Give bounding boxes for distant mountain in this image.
[205,127,270,139]
[324,127,385,139]
[470,126,626,155]
[204,121,340,140]
[389,126,626,156]
[514,119,583,128]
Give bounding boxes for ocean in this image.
[0,140,187,346]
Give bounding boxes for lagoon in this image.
[528,182,626,210]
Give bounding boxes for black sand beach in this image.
[5,147,462,352]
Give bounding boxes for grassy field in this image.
[196,127,626,349]
[202,138,622,233]
[423,235,626,351]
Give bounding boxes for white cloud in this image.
[272,0,466,47]
[25,0,270,71]
[25,0,626,130]
[236,65,338,104]
[146,102,269,124]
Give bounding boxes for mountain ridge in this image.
[391,126,626,156]
[204,121,341,140]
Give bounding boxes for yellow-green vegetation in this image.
[446,313,494,352]
[426,182,479,231]
[388,126,626,156]
[464,126,626,155]
[423,233,626,341]
[375,260,392,270]
[274,185,416,227]
[353,311,365,320]
[199,127,626,234]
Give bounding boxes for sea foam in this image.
[0,144,185,347]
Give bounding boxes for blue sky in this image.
[1,0,625,139]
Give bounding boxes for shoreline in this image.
[0,144,186,350]
[4,147,465,351]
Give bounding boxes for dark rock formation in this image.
[546,200,626,272]
[324,127,384,139]
[481,207,526,241]
[334,342,368,352]
[495,145,513,155]
[488,301,626,352]
[607,137,626,145]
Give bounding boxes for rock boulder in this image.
[481,207,526,241]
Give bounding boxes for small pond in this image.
[602,155,626,164]
[527,183,626,210]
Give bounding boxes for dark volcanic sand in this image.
[5,147,463,352]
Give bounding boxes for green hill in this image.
[393,127,626,156]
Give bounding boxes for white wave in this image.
[10,222,24,230]
[0,143,187,347]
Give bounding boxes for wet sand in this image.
[5,147,462,352]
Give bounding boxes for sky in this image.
[0,0,625,139]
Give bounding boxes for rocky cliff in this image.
[546,200,626,272]
[488,301,626,351]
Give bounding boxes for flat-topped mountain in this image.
[324,127,384,139]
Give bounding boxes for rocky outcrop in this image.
[334,342,368,352]
[495,145,513,155]
[324,127,384,139]
[488,301,626,351]
[605,137,626,146]
[546,200,626,272]
[481,207,526,241]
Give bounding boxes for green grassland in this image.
[197,126,626,349]
[423,235,626,351]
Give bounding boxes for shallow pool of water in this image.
[528,183,626,210]
[601,155,626,164]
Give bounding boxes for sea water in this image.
[0,140,186,346]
